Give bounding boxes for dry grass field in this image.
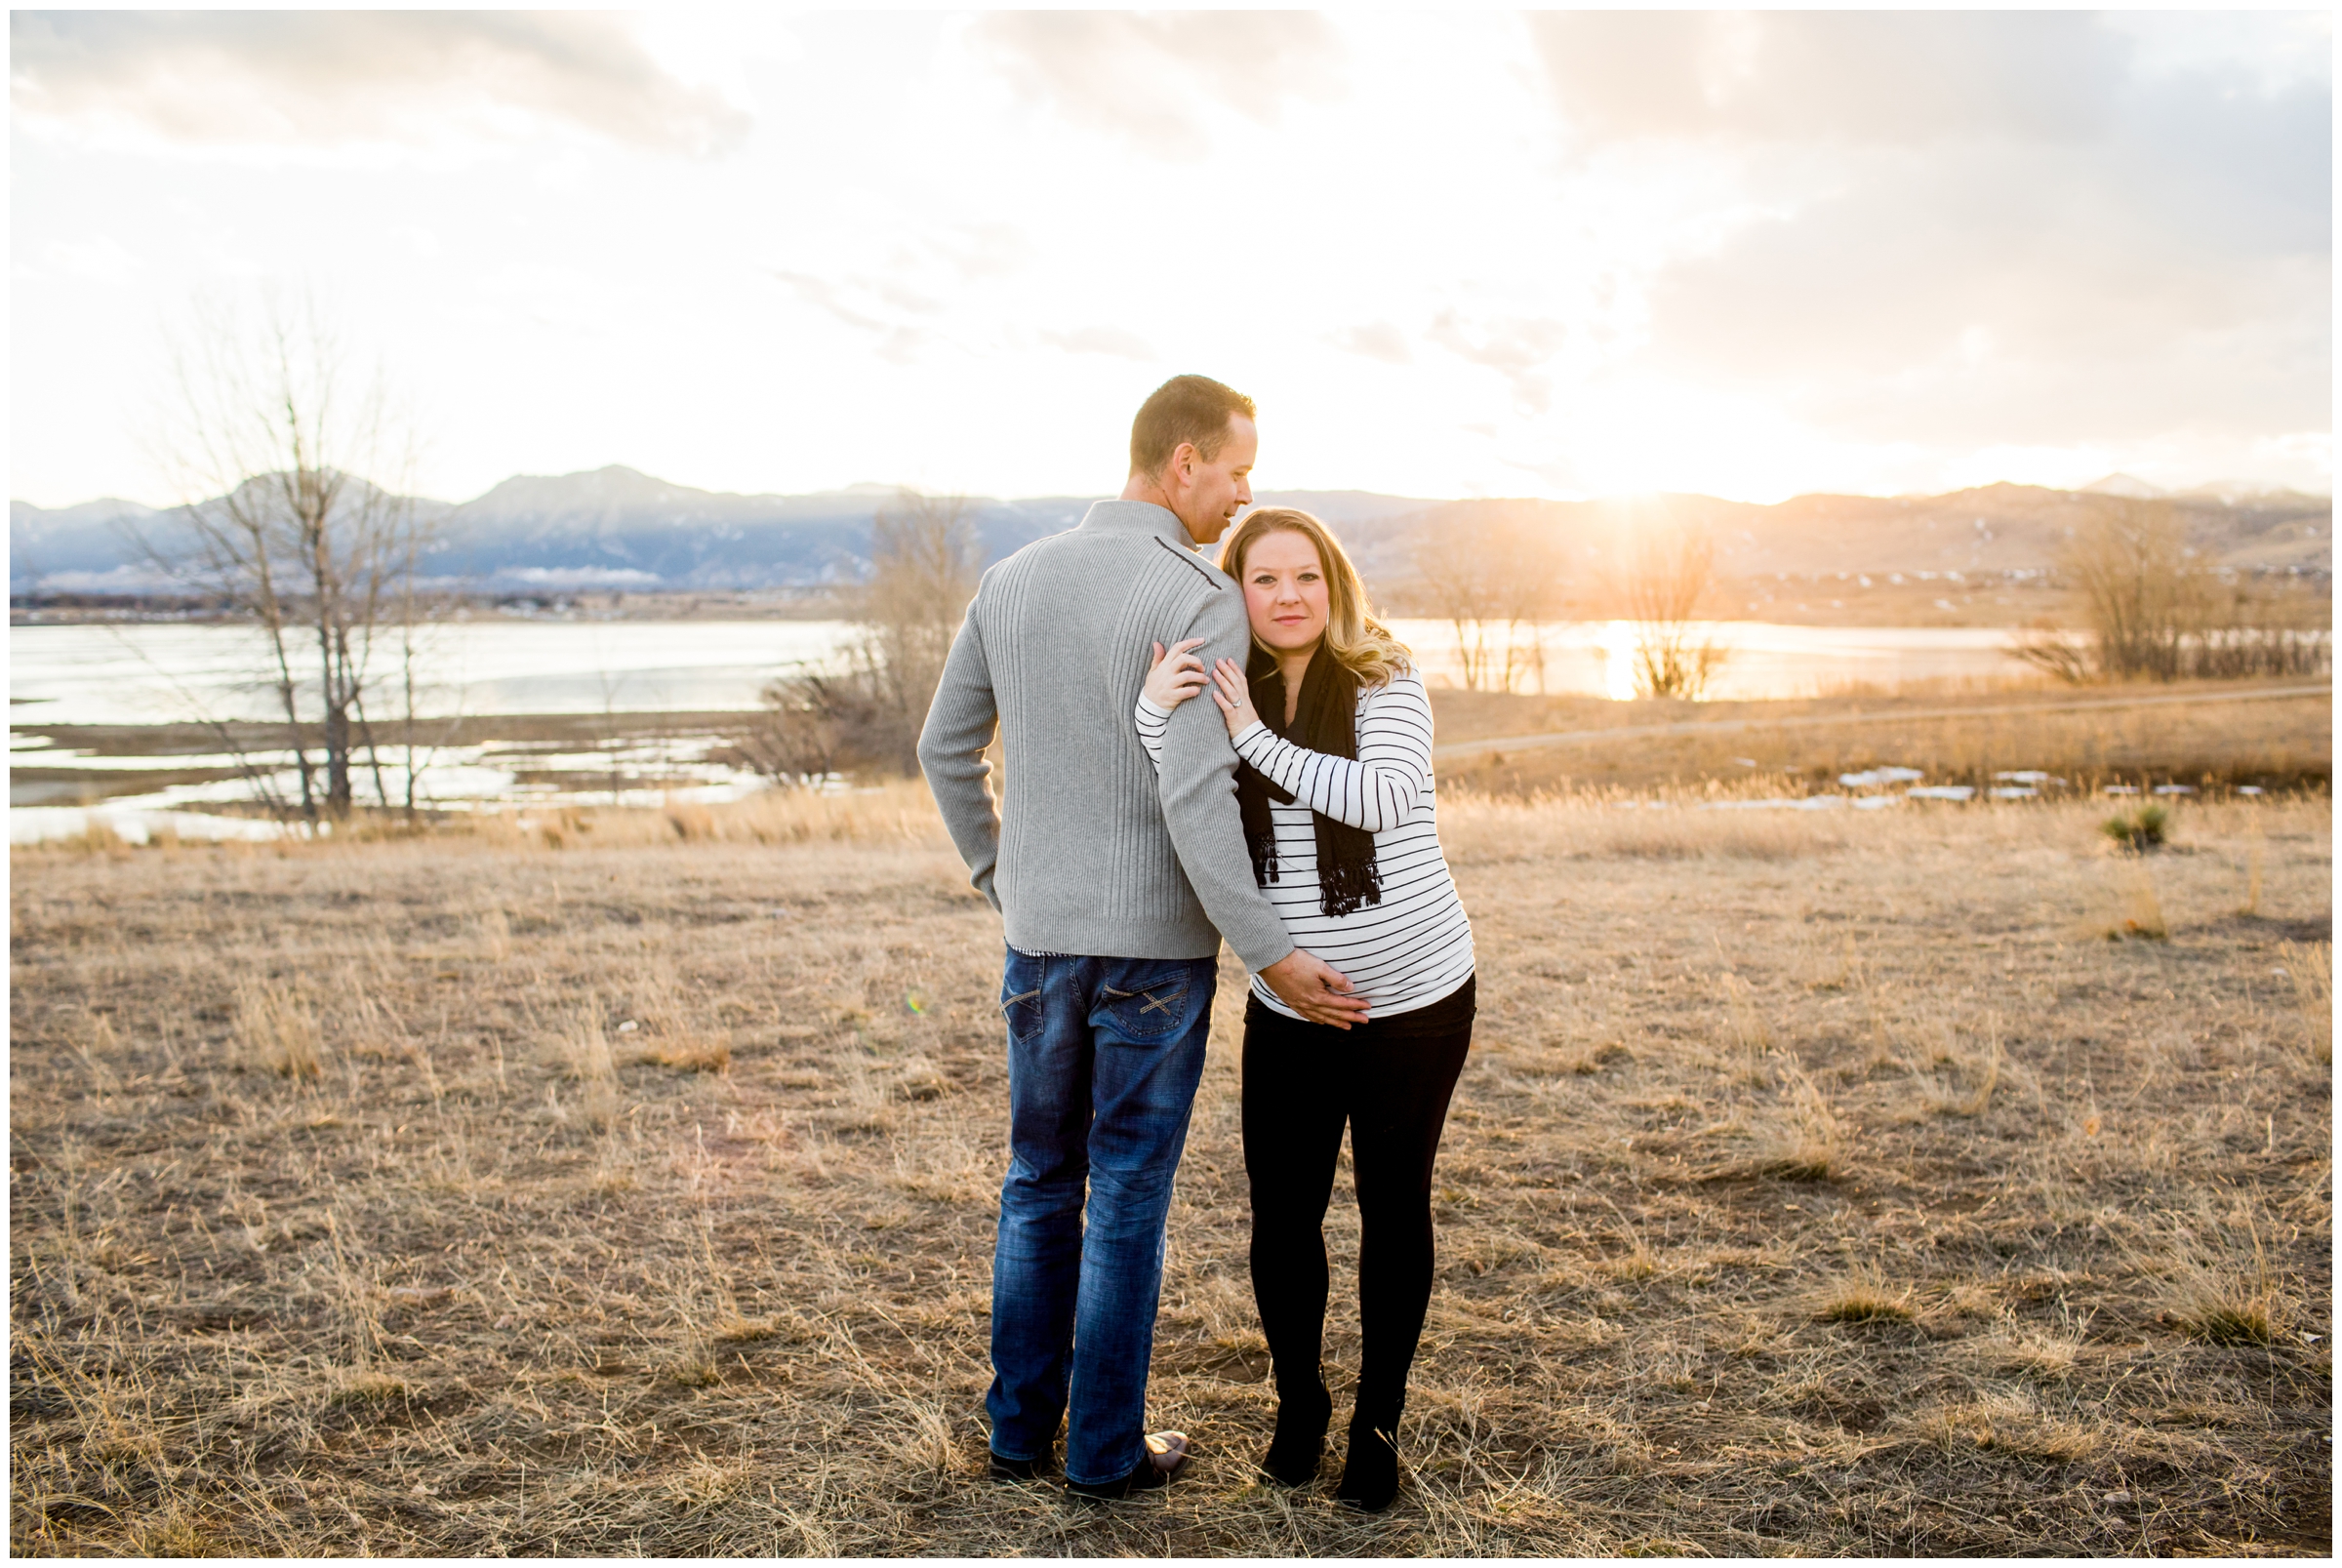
[10,779,2332,1554]
[1436,680,2333,796]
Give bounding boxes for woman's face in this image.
[1239,528,1330,655]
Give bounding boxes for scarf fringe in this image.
[1317,858,1383,919]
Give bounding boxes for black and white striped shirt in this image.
[1136,667,1474,1021]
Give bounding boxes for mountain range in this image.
[9,466,2330,598]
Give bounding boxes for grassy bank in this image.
[14,678,2330,815]
[1437,679,2332,796]
[9,783,2331,1553]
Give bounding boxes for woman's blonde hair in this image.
[1217,507,1410,690]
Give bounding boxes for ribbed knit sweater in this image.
[915,501,1296,973]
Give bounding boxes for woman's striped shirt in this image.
[1135,666,1474,1021]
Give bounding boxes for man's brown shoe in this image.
[1067,1431,1191,1501]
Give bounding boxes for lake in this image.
[11,618,2029,839]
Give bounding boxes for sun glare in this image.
[1597,620,1639,702]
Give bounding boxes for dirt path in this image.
[1433,681,2334,761]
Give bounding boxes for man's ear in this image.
[1168,441,1197,490]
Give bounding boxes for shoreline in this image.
[12,678,2331,829]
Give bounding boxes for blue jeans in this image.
[987,945,1216,1486]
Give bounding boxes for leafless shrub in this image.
[1619,516,1728,700]
[726,492,982,782]
[1411,505,1565,692]
[2013,499,2329,684]
[853,490,985,772]
[728,670,876,785]
[2008,621,2094,683]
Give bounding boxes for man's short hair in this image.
[1129,375,1256,477]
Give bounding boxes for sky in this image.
[10,8,2333,509]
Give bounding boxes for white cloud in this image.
[1525,11,2330,470]
[10,11,751,158]
[6,11,2328,508]
[1332,323,1411,365]
[1041,327,1155,361]
[970,11,1341,153]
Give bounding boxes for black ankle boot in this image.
[1335,1414,1400,1512]
[1259,1382,1332,1487]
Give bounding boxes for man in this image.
[918,375,1368,1500]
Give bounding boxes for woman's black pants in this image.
[1240,976,1474,1434]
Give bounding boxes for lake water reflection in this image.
[11,618,2024,725]
[11,618,2027,838]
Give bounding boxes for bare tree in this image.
[1622,520,1728,700]
[849,490,984,771]
[139,291,433,825]
[2012,498,2329,684]
[728,490,982,786]
[384,550,466,825]
[1412,507,1564,693]
[2059,499,2200,680]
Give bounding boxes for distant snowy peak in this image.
[2176,478,2323,506]
[11,469,2326,597]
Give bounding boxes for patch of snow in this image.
[1906,785,1976,801]
[9,807,293,845]
[1839,767,1925,788]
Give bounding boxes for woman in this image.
[1136,506,1475,1512]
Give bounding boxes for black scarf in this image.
[1235,644,1384,918]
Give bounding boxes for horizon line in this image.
[13,464,2335,515]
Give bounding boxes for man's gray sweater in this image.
[916,501,1295,973]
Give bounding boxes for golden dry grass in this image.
[1440,679,2330,795]
[9,780,2332,1554]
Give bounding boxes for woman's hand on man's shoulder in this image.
[1143,638,1211,711]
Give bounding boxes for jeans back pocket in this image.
[1000,950,1046,1043]
[1101,974,1192,1039]
[999,988,1043,1041]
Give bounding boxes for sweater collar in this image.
[1077,499,1207,552]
